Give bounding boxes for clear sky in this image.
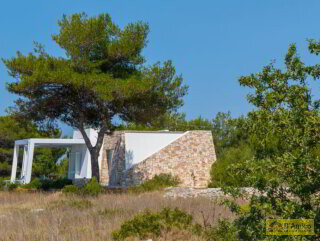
[0,1,319,136]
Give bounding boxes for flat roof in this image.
[119,130,186,134]
[15,138,85,147]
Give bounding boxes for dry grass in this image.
[0,190,242,241]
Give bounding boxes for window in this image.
[107,150,113,171]
[75,152,81,175]
[68,152,82,178]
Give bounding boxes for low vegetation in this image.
[63,177,104,197]
[0,190,237,241]
[112,208,194,240]
[112,207,240,241]
[0,177,72,192]
[24,177,72,190]
[128,173,180,193]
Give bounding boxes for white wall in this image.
[70,129,185,177]
[124,132,185,169]
[69,128,104,179]
[68,144,88,179]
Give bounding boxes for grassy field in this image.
[0,190,241,241]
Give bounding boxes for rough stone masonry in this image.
[100,131,216,188]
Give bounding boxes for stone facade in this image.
[100,131,216,188]
[100,131,126,186]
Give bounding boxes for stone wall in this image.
[121,131,216,188]
[100,131,126,186]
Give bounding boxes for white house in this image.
[10,129,216,188]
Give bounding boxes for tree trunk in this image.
[78,126,107,183]
[90,150,100,181]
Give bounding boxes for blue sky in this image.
[1,1,319,136]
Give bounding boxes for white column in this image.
[21,146,28,179]
[10,143,19,183]
[25,141,35,184]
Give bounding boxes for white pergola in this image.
[10,138,85,184]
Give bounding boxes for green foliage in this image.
[119,112,213,132]
[0,115,64,178]
[128,173,180,193]
[0,178,5,190]
[40,178,72,190]
[224,41,320,240]
[23,177,72,190]
[209,112,256,188]
[62,184,78,194]
[112,207,241,241]
[63,177,104,196]
[32,149,57,177]
[209,142,254,187]
[202,219,239,241]
[6,183,19,191]
[112,208,193,240]
[56,158,69,177]
[81,177,104,196]
[0,181,19,191]
[23,177,42,189]
[0,161,11,176]
[0,176,19,191]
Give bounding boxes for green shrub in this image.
[0,177,20,191]
[5,182,19,191]
[202,219,238,241]
[128,173,180,193]
[62,178,104,197]
[22,177,72,190]
[80,177,104,196]
[40,177,72,190]
[23,177,41,189]
[0,162,12,176]
[62,184,78,194]
[209,142,254,188]
[0,179,6,190]
[112,208,242,241]
[112,208,193,241]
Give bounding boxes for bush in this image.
[202,219,238,241]
[40,178,72,190]
[63,184,78,194]
[23,177,42,189]
[0,182,19,191]
[0,178,6,190]
[209,142,254,188]
[112,207,241,241]
[6,183,19,191]
[128,173,180,193]
[62,177,104,197]
[0,176,20,191]
[23,177,72,190]
[81,177,104,196]
[112,208,193,241]
[0,162,12,176]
